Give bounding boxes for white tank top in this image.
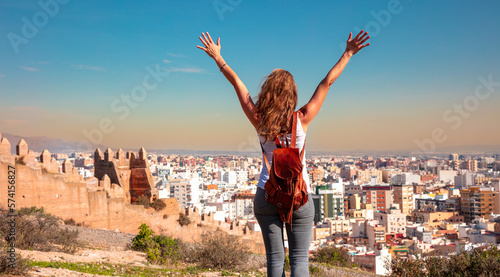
[257,117,312,193]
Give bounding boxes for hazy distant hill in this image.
[1,133,107,154]
[1,132,498,156]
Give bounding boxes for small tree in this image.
[131,223,155,251]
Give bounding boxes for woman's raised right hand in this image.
[196,32,221,60]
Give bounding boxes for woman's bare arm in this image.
[299,31,370,132]
[197,32,260,130]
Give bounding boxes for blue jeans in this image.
[254,187,314,277]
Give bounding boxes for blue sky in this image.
[0,0,499,153]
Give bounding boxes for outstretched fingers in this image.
[359,35,370,45]
[202,32,210,45]
[198,35,208,48]
[358,31,368,41]
[353,30,364,40]
[206,32,214,44]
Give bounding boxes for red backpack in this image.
[261,111,309,227]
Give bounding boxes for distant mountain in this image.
[0,133,108,154]
[1,132,498,156]
[149,148,262,157]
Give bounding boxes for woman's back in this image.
[257,115,312,193]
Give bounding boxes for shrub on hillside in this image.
[310,245,354,268]
[15,156,26,165]
[0,242,31,276]
[177,212,191,227]
[150,199,166,211]
[0,207,79,254]
[64,218,76,226]
[389,246,500,276]
[131,223,181,265]
[134,195,151,209]
[17,206,47,216]
[190,231,250,270]
[131,223,155,251]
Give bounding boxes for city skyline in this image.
[1,0,499,153]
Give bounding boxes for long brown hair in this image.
[255,69,298,141]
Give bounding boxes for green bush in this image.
[389,256,427,277]
[131,223,180,265]
[310,245,354,268]
[132,224,255,271]
[146,235,180,264]
[131,223,155,252]
[389,246,500,277]
[17,206,49,217]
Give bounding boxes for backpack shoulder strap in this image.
[291,111,298,148]
[294,111,306,161]
[300,138,306,161]
[291,111,305,156]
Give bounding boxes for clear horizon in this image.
[1,0,499,153]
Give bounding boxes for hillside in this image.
[10,224,375,277]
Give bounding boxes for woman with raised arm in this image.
[197,31,370,276]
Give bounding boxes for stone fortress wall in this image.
[0,132,264,254]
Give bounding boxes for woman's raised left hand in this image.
[345,30,370,56]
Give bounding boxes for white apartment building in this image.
[205,201,236,221]
[391,172,420,185]
[169,177,201,208]
[374,205,406,235]
[438,170,457,183]
[220,170,237,185]
[454,172,475,189]
[234,197,253,219]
